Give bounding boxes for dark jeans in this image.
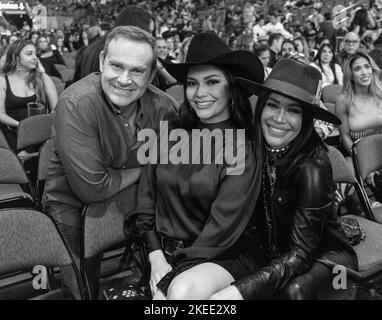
[48,204,101,300]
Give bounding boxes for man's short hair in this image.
[114,6,152,32]
[268,33,283,46]
[102,26,157,73]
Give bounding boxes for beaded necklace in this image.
[261,143,290,257]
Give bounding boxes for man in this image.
[153,37,177,91]
[318,12,337,48]
[336,32,360,68]
[44,26,178,299]
[268,32,283,68]
[71,6,154,84]
[263,13,292,40]
[236,22,254,51]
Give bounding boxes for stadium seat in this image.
[0,147,35,209]
[0,208,85,299]
[326,146,382,286]
[352,134,382,223]
[0,130,9,148]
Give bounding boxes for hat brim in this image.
[235,77,342,125]
[162,51,265,95]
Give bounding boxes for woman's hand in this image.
[148,249,172,296]
[210,285,244,300]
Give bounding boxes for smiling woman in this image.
[335,52,382,155]
[210,59,357,300]
[126,32,265,300]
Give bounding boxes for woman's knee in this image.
[167,278,199,300]
[280,276,317,300]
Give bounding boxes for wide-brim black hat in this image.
[235,58,341,125]
[162,32,264,94]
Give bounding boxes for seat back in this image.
[352,134,382,181]
[327,145,356,184]
[80,184,138,299]
[327,145,375,221]
[36,139,54,207]
[322,84,343,104]
[0,147,30,184]
[0,208,84,299]
[37,139,54,183]
[17,113,54,150]
[0,129,9,148]
[59,68,74,84]
[54,63,67,71]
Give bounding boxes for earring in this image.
[16,63,23,71]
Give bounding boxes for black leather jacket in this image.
[233,148,357,300]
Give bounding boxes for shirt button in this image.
[278,197,282,202]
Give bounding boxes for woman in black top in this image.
[36,34,66,80]
[127,32,265,299]
[0,39,57,152]
[211,59,357,300]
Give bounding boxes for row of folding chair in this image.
[0,208,85,300]
[0,113,55,210]
[327,145,382,296]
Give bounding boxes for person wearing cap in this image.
[44,26,178,299]
[211,59,357,300]
[128,32,265,300]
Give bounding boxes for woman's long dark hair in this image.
[254,91,326,177]
[170,66,256,142]
[315,43,339,84]
[1,39,47,107]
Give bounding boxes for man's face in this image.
[156,39,168,59]
[343,33,360,55]
[100,37,155,108]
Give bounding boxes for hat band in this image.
[263,79,319,106]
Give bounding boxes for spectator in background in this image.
[268,33,283,68]
[36,34,66,80]
[30,31,39,46]
[253,43,272,79]
[55,36,68,55]
[252,15,267,43]
[0,39,57,152]
[294,36,310,63]
[318,12,337,49]
[280,40,297,58]
[264,12,292,39]
[236,22,254,51]
[336,52,382,155]
[336,32,360,69]
[0,35,8,47]
[310,43,343,88]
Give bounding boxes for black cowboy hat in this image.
[162,32,264,94]
[235,58,342,125]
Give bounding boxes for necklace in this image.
[264,144,289,157]
[262,153,278,256]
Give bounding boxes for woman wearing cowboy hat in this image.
[211,59,357,300]
[126,32,265,299]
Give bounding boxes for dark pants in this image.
[48,204,101,300]
[278,260,356,300]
